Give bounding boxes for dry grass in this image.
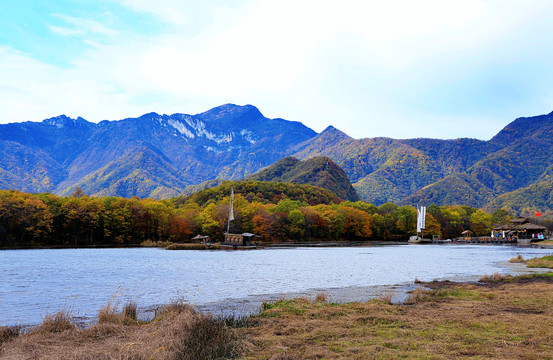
[405,286,431,303]
[5,273,553,359]
[509,254,525,263]
[141,240,172,247]
[480,272,505,282]
[165,243,221,250]
[240,273,553,359]
[32,310,76,334]
[377,293,394,305]
[0,327,19,345]
[314,292,328,303]
[526,255,553,268]
[1,301,242,360]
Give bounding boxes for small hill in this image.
[178,180,342,207]
[246,156,360,201]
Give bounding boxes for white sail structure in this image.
[227,187,234,233]
[416,206,426,234]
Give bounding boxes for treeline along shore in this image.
[1,181,552,248]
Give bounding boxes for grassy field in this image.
[240,273,553,359]
[3,259,553,359]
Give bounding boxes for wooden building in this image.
[492,217,548,240]
[223,232,262,247]
[191,234,211,244]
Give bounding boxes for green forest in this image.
[1,181,551,248]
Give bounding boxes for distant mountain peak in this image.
[319,125,352,140]
[197,103,264,124]
[42,115,90,128]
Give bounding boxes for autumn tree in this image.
[469,209,493,236]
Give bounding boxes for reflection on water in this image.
[1,244,552,326]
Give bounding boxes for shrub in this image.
[173,315,242,360]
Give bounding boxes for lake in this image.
[1,244,552,327]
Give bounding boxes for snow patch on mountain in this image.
[240,129,257,144]
[168,119,195,138]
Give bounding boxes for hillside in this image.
[177,180,342,207]
[293,111,553,210]
[246,156,360,201]
[403,111,553,208]
[0,104,317,198]
[294,128,490,205]
[2,105,553,211]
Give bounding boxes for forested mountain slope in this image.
[1,105,553,211]
[0,104,317,198]
[246,156,360,201]
[294,111,553,209]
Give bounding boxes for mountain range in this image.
[0,104,315,198]
[1,104,552,212]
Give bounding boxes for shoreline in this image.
[193,259,552,318]
[3,267,553,359]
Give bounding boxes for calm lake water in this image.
[1,244,552,327]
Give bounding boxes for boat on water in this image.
[408,205,431,244]
[221,187,262,250]
[408,235,432,244]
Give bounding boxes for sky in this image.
[1,0,552,140]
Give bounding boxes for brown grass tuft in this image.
[157,300,196,320]
[172,314,243,360]
[406,286,430,303]
[97,300,139,326]
[509,254,525,263]
[32,310,75,334]
[0,326,19,344]
[378,293,394,304]
[314,293,328,303]
[480,273,505,282]
[97,303,121,324]
[123,302,137,321]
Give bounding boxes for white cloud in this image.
[52,13,119,37]
[49,26,83,37]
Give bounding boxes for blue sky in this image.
[1,0,552,140]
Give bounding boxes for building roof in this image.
[493,220,547,231]
[242,232,262,237]
[518,223,547,230]
[510,217,528,224]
